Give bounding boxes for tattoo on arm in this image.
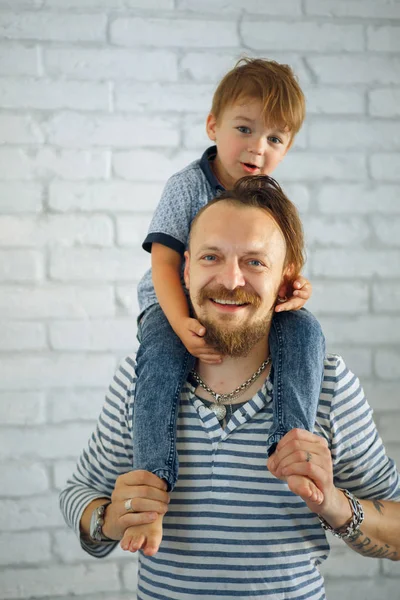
[372,499,384,515]
[347,529,398,560]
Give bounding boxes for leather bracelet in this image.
[317,488,364,539]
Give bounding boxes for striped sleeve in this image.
[327,355,400,501]
[59,355,136,557]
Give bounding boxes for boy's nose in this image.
[248,136,266,155]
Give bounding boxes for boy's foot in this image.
[286,474,324,505]
[120,513,163,556]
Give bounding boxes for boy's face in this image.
[206,98,291,190]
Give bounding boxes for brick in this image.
[281,184,310,213]
[0,0,42,6]
[305,86,365,115]
[44,47,178,81]
[182,114,210,150]
[49,181,164,213]
[241,21,363,52]
[0,182,42,213]
[318,184,400,215]
[325,580,400,599]
[0,392,45,425]
[0,44,38,76]
[122,560,140,593]
[0,148,107,180]
[312,250,400,278]
[116,214,152,246]
[317,316,400,346]
[1,423,97,460]
[307,56,400,84]
[115,284,141,318]
[371,153,400,182]
[48,389,105,423]
[304,216,370,247]
[50,248,150,282]
[178,0,302,14]
[0,494,64,530]
[375,350,400,380]
[0,250,43,282]
[44,112,179,148]
[0,11,106,42]
[0,78,109,111]
[274,152,367,182]
[319,546,379,579]
[368,25,400,52]
[376,413,400,443]
[309,120,400,151]
[0,285,114,318]
[328,347,372,379]
[369,88,400,118]
[0,463,49,496]
[0,354,116,389]
[53,460,77,491]
[373,283,400,313]
[53,529,128,562]
[50,319,138,351]
[305,0,400,19]
[115,82,213,113]
[307,281,369,315]
[0,564,120,599]
[0,531,51,565]
[113,149,198,181]
[382,555,400,576]
[0,215,113,247]
[0,114,44,144]
[44,0,173,6]
[0,321,46,351]
[373,217,400,246]
[363,382,400,412]
[111,17,238,48]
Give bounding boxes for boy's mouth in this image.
[241,162,260,173]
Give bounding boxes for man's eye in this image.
[202,255,216,262]
[237,126,251,134]
[268,136,282,144]
[248,259,263,267]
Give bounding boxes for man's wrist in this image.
[318,487,352,530]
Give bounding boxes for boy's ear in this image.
[206,113,217,141]
[183,250,190,289]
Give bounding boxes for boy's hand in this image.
[275,275,312,312]
[178,318,222,364]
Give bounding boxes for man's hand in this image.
[177,317,222,364]
[275,276,312,312]
[102,470,170,541]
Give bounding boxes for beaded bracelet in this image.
[317,488,365,539]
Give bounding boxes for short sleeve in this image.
[143,170,197,256]
[328,356,400,502]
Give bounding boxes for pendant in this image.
[211,403,226,421]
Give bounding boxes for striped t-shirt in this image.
[60,354,400,600]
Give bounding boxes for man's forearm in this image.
[344,498,400,561]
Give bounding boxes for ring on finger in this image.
[124,498,135,512]
[305,451,312,463]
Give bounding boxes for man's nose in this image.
[216,260,245,290]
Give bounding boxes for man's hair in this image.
[211,57,305,141]
[190,175,305,278]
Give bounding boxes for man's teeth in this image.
[213,299,244,305]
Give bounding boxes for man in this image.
[60,176,400,600]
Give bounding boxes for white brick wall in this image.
[0,1,399,597]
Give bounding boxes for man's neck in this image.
[195,337,270,397]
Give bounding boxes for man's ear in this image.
[183,250,190,289]
[278,265,295,299]
[206,113,217,142]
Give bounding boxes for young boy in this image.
[121,58,325,555]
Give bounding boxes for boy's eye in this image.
[237,126,251,134]
[268,136,282,144]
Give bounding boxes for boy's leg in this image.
[133,303,195,491]
[267,308,325,456]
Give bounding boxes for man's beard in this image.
[193,284,274,357]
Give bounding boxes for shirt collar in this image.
[199,146,225,195]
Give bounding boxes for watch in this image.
[89,501,114,543]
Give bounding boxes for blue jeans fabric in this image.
[133,304,325,491]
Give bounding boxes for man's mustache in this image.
[197,284,262,308]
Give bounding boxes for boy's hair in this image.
[190,175,305,278]
[211,57,305,141]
